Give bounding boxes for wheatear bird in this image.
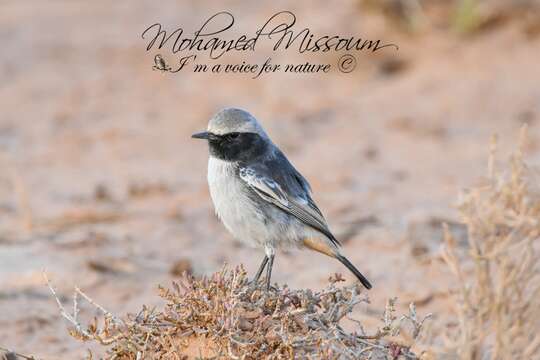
[192,108,372,291]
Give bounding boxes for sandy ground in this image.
[1,0,540,358]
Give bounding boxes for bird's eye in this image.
[227,132,240,140]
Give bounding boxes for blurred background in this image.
[1,0,539,357]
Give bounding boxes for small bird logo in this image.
[152,54,172,72]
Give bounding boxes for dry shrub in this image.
[443,126,540,359]
[46,267,430,359]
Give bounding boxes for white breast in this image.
[208,157,266,247]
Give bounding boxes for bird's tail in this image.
[302,237,372,290]
[336,254,372,290]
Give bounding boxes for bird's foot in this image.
[247,278,278,292]
[247,278,262,287]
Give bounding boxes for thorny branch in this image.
[44,267,431,359]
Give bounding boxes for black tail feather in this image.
[336,255,372,290]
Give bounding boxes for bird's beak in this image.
[191,131,210,140]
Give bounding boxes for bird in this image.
[152,54,171,72]
[192,108,372,291]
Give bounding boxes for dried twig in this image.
[46,266,430,359]
[443,126,540,359]
[0,346,38,360]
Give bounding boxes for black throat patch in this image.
[208,132,268,162]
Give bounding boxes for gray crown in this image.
[208,108,269,138]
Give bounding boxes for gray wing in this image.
[239,151,340,247]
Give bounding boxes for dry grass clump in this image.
[443,127,540,359]
[46,267,430,359]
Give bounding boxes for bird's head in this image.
[192,108,271,162]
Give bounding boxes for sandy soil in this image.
[1,0,539,358]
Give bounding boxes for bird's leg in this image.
[265,253,275,291]
[252,255,268,283]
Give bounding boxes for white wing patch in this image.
[239,167,289,207]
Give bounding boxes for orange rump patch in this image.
[302,237,337,258]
